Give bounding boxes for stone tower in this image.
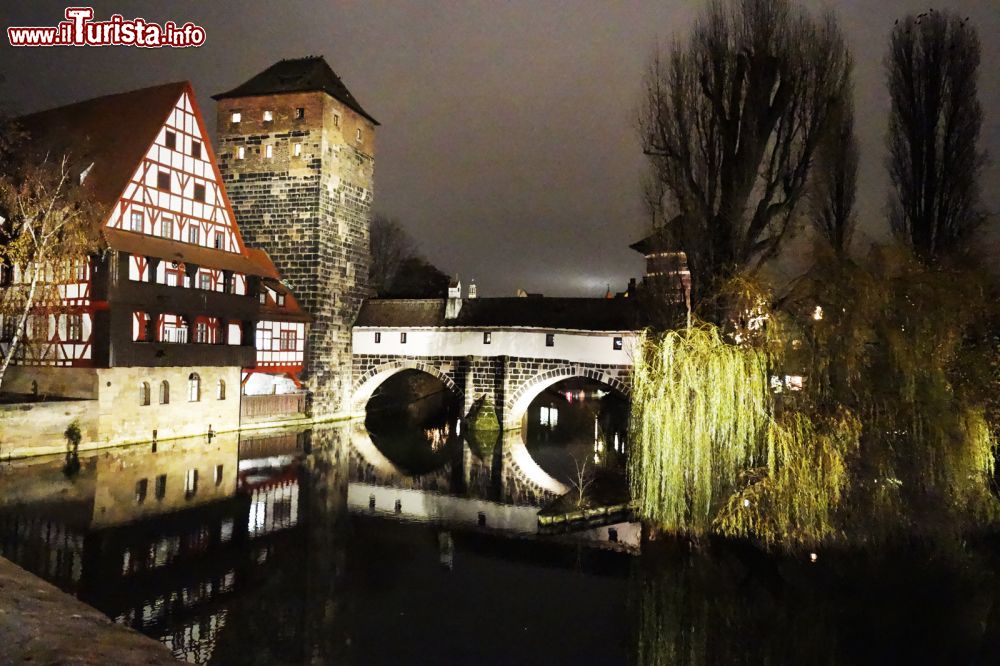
[214,57,377,416]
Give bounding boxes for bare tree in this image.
[369,213,416,297]
[0,153,101,391]
[640,0,851,309]
[887,10,986,261]
[571,457,596,509]
[809,89,859,257]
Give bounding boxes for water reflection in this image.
[2,420,999,664]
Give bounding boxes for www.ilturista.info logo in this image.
[7,7,206,48]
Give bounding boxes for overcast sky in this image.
[3,0,997,296]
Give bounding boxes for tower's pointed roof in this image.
[213,56,379,125]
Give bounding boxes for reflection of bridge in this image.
[351,296,637,428]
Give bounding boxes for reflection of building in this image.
[0,82,309,451]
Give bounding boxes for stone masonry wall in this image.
[217,91,374,417]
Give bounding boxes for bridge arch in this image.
[503,365,630,430]
[351,359,462,414]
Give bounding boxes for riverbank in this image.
[0,556,176,664]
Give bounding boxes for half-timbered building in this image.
[1,82,308,446]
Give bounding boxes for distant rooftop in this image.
[213,56,379,125]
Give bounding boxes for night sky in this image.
[2,1,997,296]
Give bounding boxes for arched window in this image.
[159,380,170,404]
[216,379,226,401]
[188,373,201,402]
[139,382,150,406]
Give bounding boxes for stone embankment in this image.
[0,557,176,664]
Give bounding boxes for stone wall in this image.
[3,366,98,399]
[217,90,374,418]
[0,399,97,459]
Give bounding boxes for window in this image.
[139,381,150,406]
[355,128,362,142]
[74,260,87,281]
[155,474,167,500]
[236,146,245,160]
[193,183,206,202]
[0,263,10,286]
[613,336,623,350]
[231,111,241,123]
[276,294,285,307]
[279,330,296,351]
[265,144,273,159]
[294,107,304,119]
[258,292,267,304]
[164,131,176,150]
[159,380,169,404]
[31,315,48,341]
[66,314,83,342]
[263,110,273,122]
[188,373,201,401]
[184,468,198,498]
[1,317,15,341]
[483,331,492,345]
[214,232,224,250]
[400,332,407,344]
[191,140,202,159]
[214,464,225,486]
[195,321,208,343]
[130,211,143,232]
[545,333,555,347]
[293,143,302,157]
[217,380,226,401]
[135,479,148,503]
[188,226,200,245]
[160,217,173,239]
[157,170,171,191]
[199,272,211,290]
[374,331,381,344]
[333,113,340,127]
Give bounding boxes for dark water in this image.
[2,411,1000,664]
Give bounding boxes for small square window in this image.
[483,331,492,345]
[374,331,381,343]
[155,474,167,500]
[545,333,555,347]
[293,143,302,157]
[130,211,143,232]
[400,332,407,344]
[191,140,202,159]
[294,107,304,120]
[188,226,200,245]
[263,110,273,122]
[214,232,224,250]
[613,336,623,350]
[236,146,245,160]
[231,111,242,123]
[193,183,206,202]
[164,131,176,150]
[265,144,273,159]
[157,170,171,191]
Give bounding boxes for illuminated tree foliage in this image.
[630,248,998,549]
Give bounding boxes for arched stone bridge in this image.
[350,296,638,429]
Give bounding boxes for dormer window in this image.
[294,107,304,120]
[258,292,266,304]
[276,294,285,307]
[263,110,273,122]
[165,131,177,150]
[191,140,202,159]
[231,111,242,124]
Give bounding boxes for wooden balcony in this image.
[240,392,307,422]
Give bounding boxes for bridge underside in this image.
[351,354,630,430]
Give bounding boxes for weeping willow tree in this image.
[630,246,998,549]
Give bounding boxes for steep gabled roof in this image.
[16,82,189,214]
[212,56,379,125]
